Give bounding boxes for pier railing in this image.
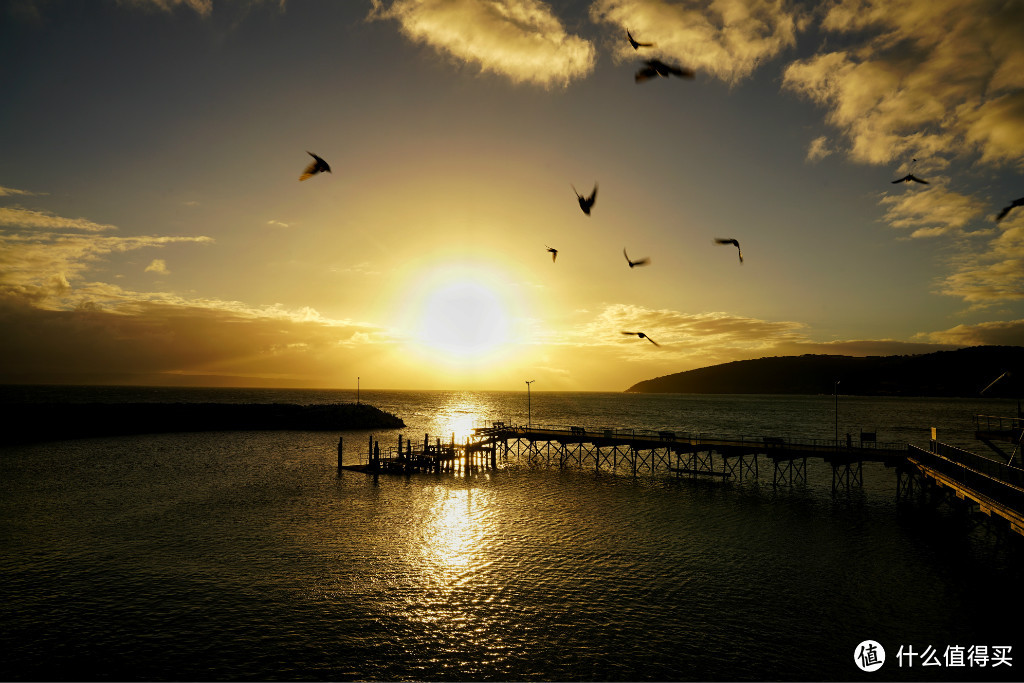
[475,422,906,453]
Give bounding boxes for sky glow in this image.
[1,0,1022,390]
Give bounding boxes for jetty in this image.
[347,414,1024,538]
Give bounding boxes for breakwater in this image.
[1,402,404,444]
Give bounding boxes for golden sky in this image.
[1,0,1022,390]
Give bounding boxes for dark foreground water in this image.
[2,387,1022,681]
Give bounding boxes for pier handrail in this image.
[975,414,1023,432]
[910,443,1024,510]
[474,423,906,452]
[928,441,1024,486]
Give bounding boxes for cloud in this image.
[806,135,831,162]
[935,215,1024,305]
[0,185,43,197]
[0,207,118,232]
[915,319,1024,346]
[145,259,170,274]
[590,0,804,84]
[878,185,989,239]
[369,0,596,87]
[783,0,1024,166]
[570,304,808,361]
[267,219,290,228]
[0,294,389,385]
[115,0,213,15]
[0,231,213,304]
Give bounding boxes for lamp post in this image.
[834,380,840,445]
[525,380,535,428]
[357,376,360,405]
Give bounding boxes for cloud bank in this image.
[369,0,596,87]
[591,0,803,84]
[783,0,1024,166]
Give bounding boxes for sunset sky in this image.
[1,0,1022,391]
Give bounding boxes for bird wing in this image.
[588,184,597,203]
[634,257,650,266]
[645,336,660,346]
[891,175,909,183]
[715,238,738,247]
[635,67,659,82]
[996,206,1011,221]
[300,152,330,180]
[908,174,928,184]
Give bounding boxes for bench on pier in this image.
[763,436,786,447]
[658,431,677,441]
[570,426,586,436]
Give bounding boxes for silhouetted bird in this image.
[623,248,650,268]
[996,196,1024,222]
[635,59,694,83]
[891,158,927,184]
[299,152,331,181]
[714,238,743,263]
[546,245,558,262]
[891,174,929,184]
[573,183,597,215]
[622,331,659,346]
[626,28,653,50]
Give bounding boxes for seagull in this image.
[626,28,654,50]
[714,238,743,263]
[891,158,927,184]
[635,59,695,83]
[623,248,650,268]
[996,196,1024,222]
[891,174,929,184]
[299,152,331,181]
[572,183,597,215]
[622,331,659,346]
[546,245,558,262]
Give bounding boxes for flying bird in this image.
[891,158,927,184]
[996,196,1024,222]
[626,28,654,50]
[635,59,695,83]
[622,331,659,346]
[299,152,331,181]
[891,174,929,185]
[714,238,743,263]
[623,248,650,268]
[546,245,558,262]
[573,183,597,215]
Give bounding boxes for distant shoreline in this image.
[0,402,405,445]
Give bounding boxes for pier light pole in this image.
[525,380,535,428]
[834,380,840,445]
[357,376,360,405]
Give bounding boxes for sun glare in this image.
[397,261,527,367]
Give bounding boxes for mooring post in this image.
[337,436,343,473]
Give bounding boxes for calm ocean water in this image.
[2,386,1022,681]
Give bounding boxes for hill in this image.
[625,346,1024,397]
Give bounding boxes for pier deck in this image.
[341,417,1024,539]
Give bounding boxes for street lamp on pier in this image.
[525,380,535,428]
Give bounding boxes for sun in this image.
[417,280,510,358]
[398,262,524,366]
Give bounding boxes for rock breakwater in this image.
[1,402,405,444]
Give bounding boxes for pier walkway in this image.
[342,414,1024,538]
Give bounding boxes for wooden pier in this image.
[340,416,1024,539]
[339,432,497,475]
[471,423,907,492]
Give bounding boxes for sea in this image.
[1,385,1022,682]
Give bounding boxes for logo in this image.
[856,640,886,672]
